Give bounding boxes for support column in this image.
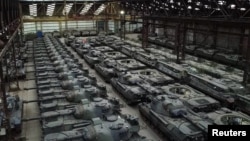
[182,24,187,60]
[239,27,245,54]
[142,17,148,48]
[243,29,250,85]
[175,23,181,64]
[212,24,218,49]
[193,22,197,45]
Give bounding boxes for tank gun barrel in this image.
[22,108,77,122]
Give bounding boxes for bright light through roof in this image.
[29,4,37,16]
[46,3,55,16]
[63,3,73,15]
[80,3,93,15]
[94,4,106,15]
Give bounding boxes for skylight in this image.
[80,3,93,15]
[29,4,37,16]
[63,3,73,15]
[94,4,106,15]
[46,3,55,16]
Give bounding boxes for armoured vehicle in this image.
[65,35,75,46]
[38,88,114,112]
[144,47,177,62]
[194,48,219,59]
[111,74,147,104]
[160,83,220,112]
[204,107,250,125]
[159,84,250,124]
[71,30,81,37]
[101,37,116,45]
[4,59,26,81]
[134,51,162,67]
[111,68,173,104]
[156,60,188,79]
[44,115,140,141]
[139,95,208,141]
[114,59,146,75]
[94,52,128,81]
[213,52,241,66]
[63,30,71,37]
[126,69,174,86]
[87,37,102,47]
[109,40,128,50]
[0,95,23,134]
[75,42,91,56]
[95,58,146,82]
[81,30,90,36]
[89,30,98,36]
[70,38,83,50]
[185,60,243,82]
[187,73,241,107]
[84,46,114,67]
[184,44,199,54]
[40,97,121,134]
[98,51,128,61]
[120,45,144,57]
[52,31,60,38]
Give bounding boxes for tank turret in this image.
[111,74,147,105]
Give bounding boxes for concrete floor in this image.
[7,36,164,141]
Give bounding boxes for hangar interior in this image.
[0,0,250,141]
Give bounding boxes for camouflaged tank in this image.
[94,52,128,81]
[40,97,121,134]
[110,73,148,105]
[160,83,221,113]
[111,68,174,104]
[38,83,108,112]
[139,95,209,141]
[83,46,114,67]
[65,35,75,46]
[44,115,141,141]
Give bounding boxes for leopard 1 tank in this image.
[114,59,146,75]
[160,83,221,113]
[84,46,114,67]
[75,42,92,56]
[65,35,75,46]
[194,48,219,59]
[184,44,199,54]
[203,107,250,125]
[125,69,174,86]
[44,115,141,141]
[96,58,146,82]
[98,51,128,61]
[109,40,128,50]
[120,45,144,57]
[0,95,23,134]
[156,60,188,80]
[36,82,107,111]
[94,52,128,81]
[111,74,147,105]
[39,97,121,134]
[213,52,241,66]
[138,95,208,141]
